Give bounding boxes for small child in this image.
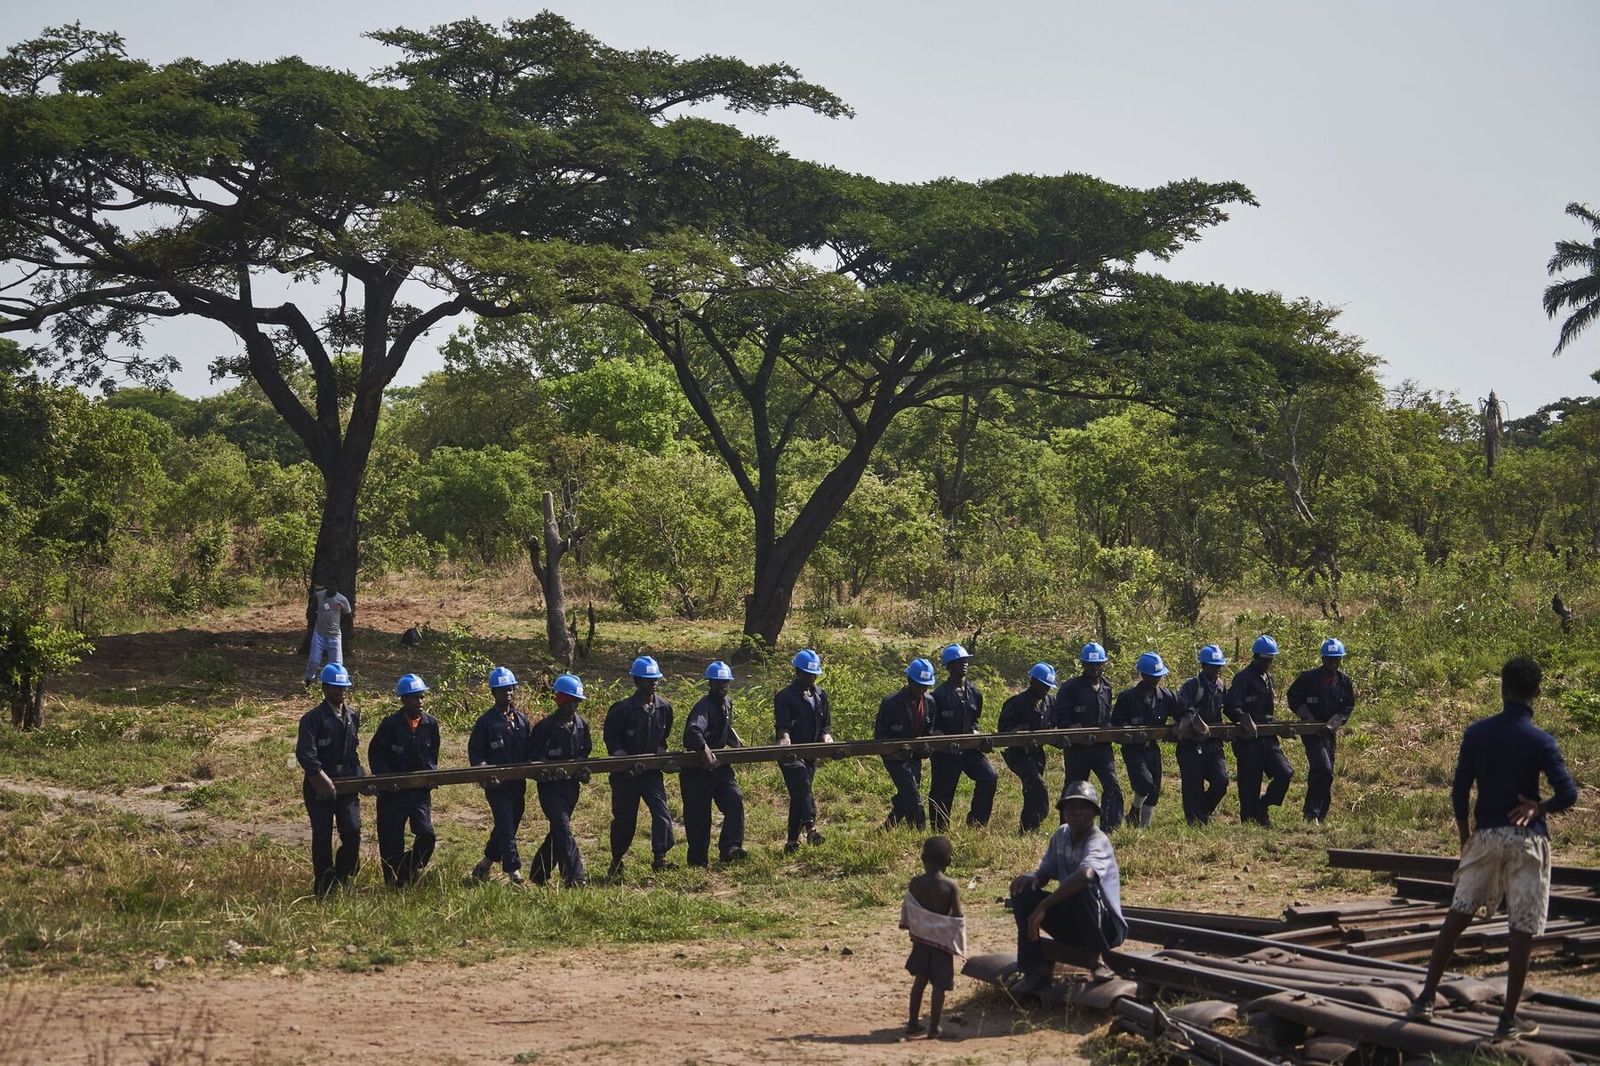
[899,835,966,1039]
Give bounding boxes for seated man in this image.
[1006,780,1127,995]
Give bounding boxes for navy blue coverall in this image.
[529,712,592,886]
[603,693,676,863]
[875,688,932,829]
[367,709,440,886]
[295,699,363,896]
[1226,663,1294,825]
[998,686,1052,832]
[680,693,746,866]
[1174,674,1230,824]
[1050,675,1125,830]
[928,678,998,829]
[1111,684,1181,824]
[468,704,534,875]
[1287,667,1356,821]
[774,680,831,843]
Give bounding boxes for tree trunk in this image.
[739,436,883,650]
[304,454,364,648]
[531,491,580,666]
[24,677,44,730]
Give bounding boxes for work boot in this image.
[508,870,525,886]
[783,839,801,855]
[1009,967,1054,997]
[1138,805,1154,829]
[605,858,625,883]
[806,828,825,846]
[651,855,676,872]
[722,847,747,863]
[470,861,492,883]
[313,873,335,900]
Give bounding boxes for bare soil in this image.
[11,917,1093,1066]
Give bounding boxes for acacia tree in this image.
[617,152,1313,647]
[0,18,845,619]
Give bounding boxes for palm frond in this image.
[1546,238,1600,276]
[1553,297,1600,355]
[1543,274,1600,317]
[1564,201,1600,233]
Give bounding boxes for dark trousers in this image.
[1003,747,1050,832]
[609,769,675,861]
[482,783,527,874]
[375,789,435,886]
[928,750,998,830]
[303,785,360,895]
[1176,742,1229,824]
[1233,735,1293,825]
[530,781,585,886]
[882,756,926,828]
[780,760,818,842]
[1121,743,1162,808]
[1064,743,1124,830]
[1010,884,1124,972]
[1301,732,1338,821]
[680,764,745,865]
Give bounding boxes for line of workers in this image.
[294,636,1354,897]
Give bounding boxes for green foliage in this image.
[410,446,540,564]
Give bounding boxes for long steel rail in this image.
[332,720,1329,794]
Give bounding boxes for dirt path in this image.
[0,779,302,844]
[9,920,1095,1066]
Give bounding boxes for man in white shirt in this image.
[1006,780,1127,995]
[304,584,353,686]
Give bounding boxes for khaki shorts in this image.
[1450,826,1552,935]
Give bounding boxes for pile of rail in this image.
[333,721,1329,794]
[966,848,1600,1064]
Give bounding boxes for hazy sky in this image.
[3,1,1596,416]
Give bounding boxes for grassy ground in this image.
[0,573,1595,990]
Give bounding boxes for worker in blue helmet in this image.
[1174,646,1232,825]
[1288,638,1357,823]
[295,662,363,898]
[468,666,534,884]
[528,674,593,887]
[1047,643,1125,830]
[1110,654,1181,829]
[928,644,999,831]
[603,655,676,880]
[680,661,747,866]
[876,659,937,830]
[998,664,1058,832]
[1225,635,1293,826]
[774,649,833,852]
[368,674,440,887]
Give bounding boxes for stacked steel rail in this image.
[965,848,1600,1064]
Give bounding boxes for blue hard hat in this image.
[630,655,663,680]
[1320,638,1347,659]
[906,658,937,686]
[552,673,586,700]
[1252,635,1279,657]
[791,649,823,676]
[488,666,518,690]
[940,643,972,666]
[395,673,429,697]
[1028,662,1058,689]
[319,663,352,687]
[1135,652,1169,678]
[704,660,734,681]
[1080,642,1108,664]
[1197,644,1228,667]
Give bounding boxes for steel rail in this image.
[331,721,1330,795]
